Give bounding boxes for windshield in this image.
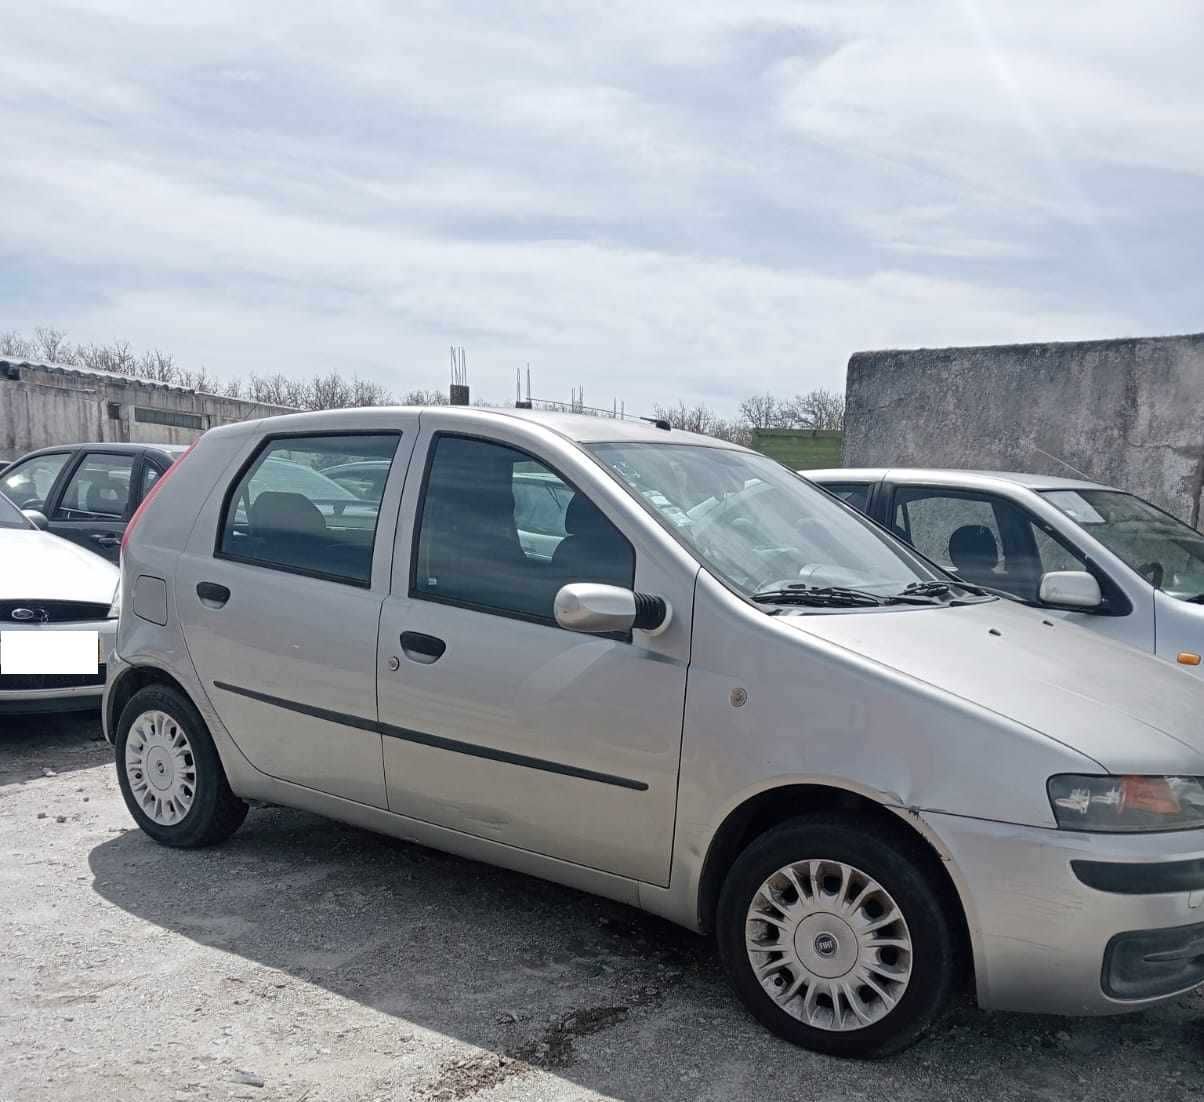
[0,489,30,530]
[588,443,943,602]
[1041,489,1204,600]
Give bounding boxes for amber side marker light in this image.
[1177,652,1201,666]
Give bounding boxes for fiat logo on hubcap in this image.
[813,933,838,957]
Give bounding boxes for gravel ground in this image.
[2,714,1203,1102]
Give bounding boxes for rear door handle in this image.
[90,533,121,546]
[400,631,446,664]
[196,581,231,608]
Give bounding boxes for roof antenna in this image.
[1028,444,1092,481]
[639,415,672,431]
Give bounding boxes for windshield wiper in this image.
[752,585,882,608]
[899,580,997,603]
[752,584,944,608]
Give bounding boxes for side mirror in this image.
[1039,570,1102,611]
[554,583,672,636]
[22,509,48,530]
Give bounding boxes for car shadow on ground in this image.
[88,806,1204,1101]
[0,710,109,786]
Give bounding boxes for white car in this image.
[0,490,120,713]
[805,467,1204,670]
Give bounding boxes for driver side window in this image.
[412,436,635,624]
[893,489,1040,599]
[1,451,70,510]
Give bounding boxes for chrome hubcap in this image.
[745,859,913,1031]
[125,709,196,825]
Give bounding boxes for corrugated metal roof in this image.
[0,355,198,393]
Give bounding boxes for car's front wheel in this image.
[115,684,247,848]
[717,814,959,1058]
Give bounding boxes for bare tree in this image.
[77,339,137,376]
[137,349,177,383]
[401,387,449,406]
[33,327,76,364]
[738,393,785,431]
[351,376,394,407]
[652,402,752,446]
[0,331,35,358]
[788,387,845,430]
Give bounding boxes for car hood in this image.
[782,598,1204,774]
[0,530,119,603]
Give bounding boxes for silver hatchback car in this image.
[106,408,1204,1057]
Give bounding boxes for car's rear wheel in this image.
[115,684,247,847]
[717,814,958,1058]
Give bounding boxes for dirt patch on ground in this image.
[3,715,1204,1102]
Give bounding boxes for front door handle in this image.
[400,631,446,664]
[90,533,121,546]
[196,581,231,608]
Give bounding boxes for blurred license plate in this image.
[0,631,100,675]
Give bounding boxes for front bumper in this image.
[0,619,116,713]
[923,810,1204,1016]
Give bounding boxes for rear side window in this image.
[219,434,401,586]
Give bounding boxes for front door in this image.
[177,428,413,808]
[378,426,693,886]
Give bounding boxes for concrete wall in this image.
[844,333,1204,525]
[0,360,294,461]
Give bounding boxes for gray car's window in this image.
[1041,489,1204,599]
[821,482,871,513]
[412,436,634,622]
[589,443,938,599]
[0,451,70,510]
[55,453,136,520]
[219,434,401,586]
[894,489,1040,599]
[0,490,29,529]
[324,463,389,500]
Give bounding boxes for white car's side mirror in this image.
[1039,570,1102,611]
[554,583,672,636]
[22,509,48,530]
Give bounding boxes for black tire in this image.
[115,684,248,848]
[716,814,959,1058]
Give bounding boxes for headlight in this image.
[1048,774,1204,832]
[107,579,122,619]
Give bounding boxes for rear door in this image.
[176,425,417,808]
[49,450,137,561]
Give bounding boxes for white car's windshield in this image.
[0,489,30,530]
[589,442,949,603]
[1041,489,1204,600]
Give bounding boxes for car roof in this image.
[801,467,1117,493]
[13,442,189,459]
[216,406,750,451]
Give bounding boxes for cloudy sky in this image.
[3,1,1201,413]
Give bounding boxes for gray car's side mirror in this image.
[21,509,48,530]
[1039,570,1102,611]
[554,583,672,636]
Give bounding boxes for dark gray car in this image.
[0,443,187,562]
